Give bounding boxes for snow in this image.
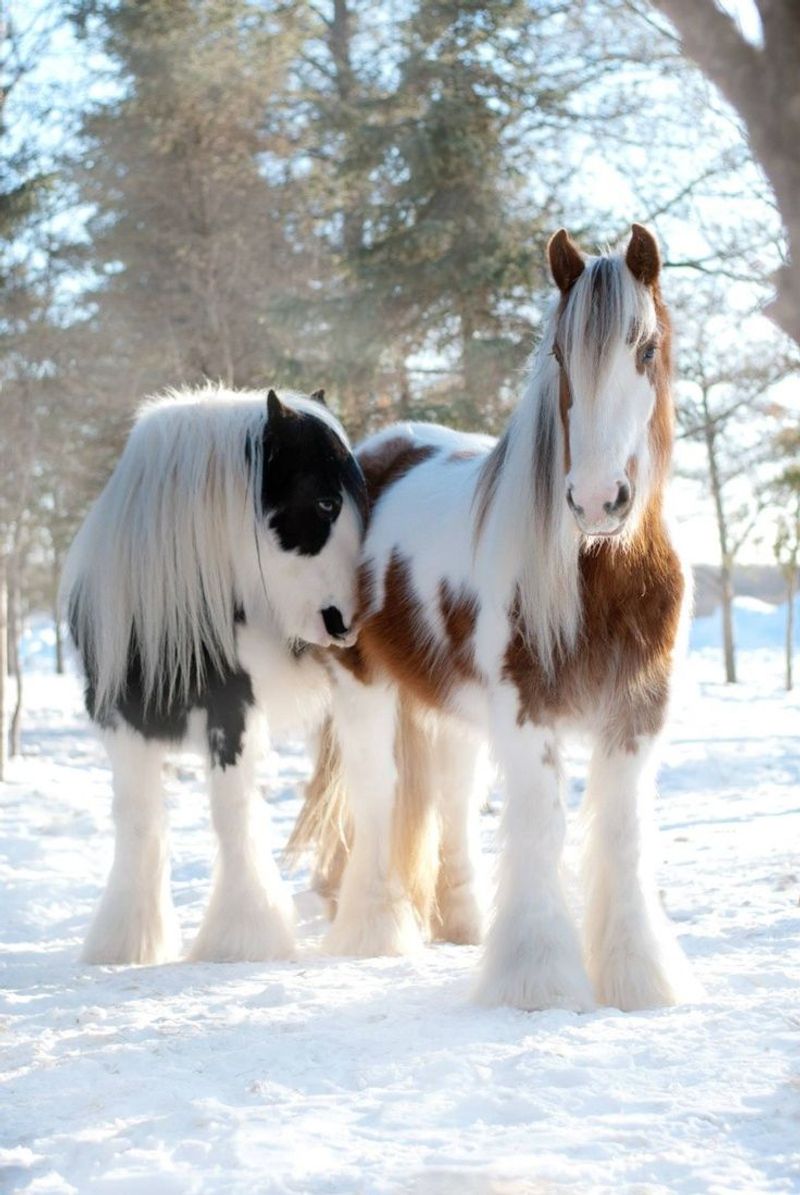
[2,615,800,1194]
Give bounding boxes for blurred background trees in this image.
[0,0,799,761]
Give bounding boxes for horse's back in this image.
[358,423,493,509]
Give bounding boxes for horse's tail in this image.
[285,717,351,915]
[287,695,441,935]
[391,694,441,937]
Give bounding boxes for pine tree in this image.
[68,0,303,401]
[289,1,581,433]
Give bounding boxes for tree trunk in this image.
[329,0,364,261]
[786,564,796,692]
[704,404,737,682]
[10,578,22,756]
[0,561,7,781]
[53,551,65,675]
[7,568,18,679]
[55,612,64,675]
[651,0,800,347]
[720,556,737,685]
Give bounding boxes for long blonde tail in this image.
[391,695,441,936]
[286,696,443,935]
[285,718,351,915]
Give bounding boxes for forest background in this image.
[1,0,799,776]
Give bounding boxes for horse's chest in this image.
[500,565,684,732]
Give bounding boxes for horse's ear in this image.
[267,388,286,425]
[626,223,661,286]
[547,229,585,294]
[310,388,327,406]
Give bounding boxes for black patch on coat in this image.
[203,668,255,770]
[80,626,254,768]
[260,406,368,556]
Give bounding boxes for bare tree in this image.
[675,292,798,681]
[771,436,800,691]
[650,0,800,345]
[773,501,799,692]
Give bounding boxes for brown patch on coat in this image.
[357,435,437,511]
[327,561,377,684]
[502,503,684,750]
[357,551,481,710]
[541,742,557,769]
[439,579,480,680]
[329,640,372,685]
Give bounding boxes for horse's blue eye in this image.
[642,344,656,362]
[316,497,338,518]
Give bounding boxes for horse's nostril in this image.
[321,605,348,639]
[605,483,631,515]
[567,486,583,516]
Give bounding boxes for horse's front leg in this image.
[475,688,594,1011]
[189,699,294,962]
[82,724,181,965]
[324,667,422,957]
[583,734,698,1010]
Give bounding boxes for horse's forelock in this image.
[556,255,658,404]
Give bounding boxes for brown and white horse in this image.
[293,224,698,1012]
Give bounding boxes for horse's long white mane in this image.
[478,250,658,676]
[61,385,343,719]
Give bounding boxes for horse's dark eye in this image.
[316,497,339,519]
[642,344,656,362]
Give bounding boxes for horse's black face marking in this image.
[260,406,367,557]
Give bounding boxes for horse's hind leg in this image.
[83,724,181,965]
[583,735,698,1010]
[432,721,486,945]
[189,699,294,962]
[324,668,422,957]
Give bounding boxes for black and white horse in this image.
[62,385,367,965]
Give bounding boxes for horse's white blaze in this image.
[566,346,656,535]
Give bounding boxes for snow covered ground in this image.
[2,605,800,1194]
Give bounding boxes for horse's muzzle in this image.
[321,605,357,646]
